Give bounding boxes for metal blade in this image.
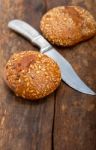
[44,48,96,95]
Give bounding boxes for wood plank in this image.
[0,0,96,150]
[45,0,96,150]
[0,0,55,150]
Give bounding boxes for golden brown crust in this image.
[40,6,96,46]
[4,51,61,100]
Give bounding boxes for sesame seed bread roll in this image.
[40,6,96,46]
[4,51,61,100]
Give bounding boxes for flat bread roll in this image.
[40,6,96,46]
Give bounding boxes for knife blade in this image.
[8,20,96,95]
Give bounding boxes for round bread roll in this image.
[4,51,61,100]
[40,6,96,46]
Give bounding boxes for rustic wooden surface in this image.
[0,0,96,150]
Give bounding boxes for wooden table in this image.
[0,0,96,150]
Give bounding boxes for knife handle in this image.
[8,20,52,53]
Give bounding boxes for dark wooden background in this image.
[0,0,96,150]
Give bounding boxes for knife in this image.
[8,20,96,95]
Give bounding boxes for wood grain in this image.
[46,1,96,150]
[0,0,54,150]
[0,0,96,150]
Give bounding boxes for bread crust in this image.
[4,51,61,100]
[40,6,96,46]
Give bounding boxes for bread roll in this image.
[40,6,96,46]
[4,51,61,100]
